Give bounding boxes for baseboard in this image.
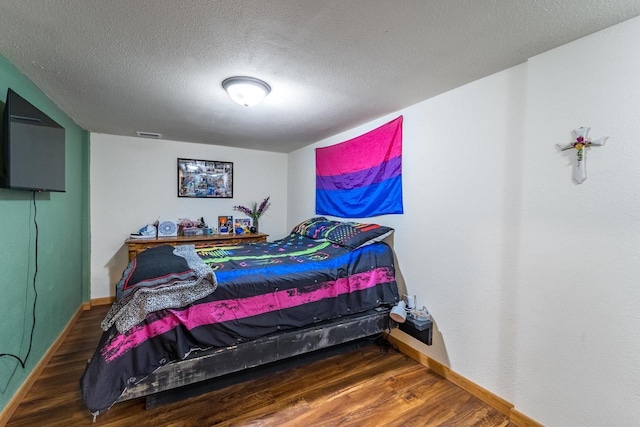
[510,408,544,427]
[387,330,543,427]
[90,296,115,306]
[0,306,84,427]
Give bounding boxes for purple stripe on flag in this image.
[101,267,394,362]
[316,155,401,191]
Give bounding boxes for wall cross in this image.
[557,127,608,184]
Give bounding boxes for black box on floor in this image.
[399,317,433,345]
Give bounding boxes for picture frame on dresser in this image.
[218,215,233,233]
[177,158,233,198]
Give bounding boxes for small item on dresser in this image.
[131,223,157,239]
[158,220,178,237]
[183,227,213,236]
[178,219,192,235]
[236,218,251,234]
[161,218,212,237]
[218,215,233,234]
[183,227,197,236]
[234,218,251,234]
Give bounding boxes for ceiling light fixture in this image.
[222,76,271,107]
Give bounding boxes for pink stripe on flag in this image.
[316,116,402,176]
[101,267,395,362]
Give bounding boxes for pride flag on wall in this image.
[315,116,403,218]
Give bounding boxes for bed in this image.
[80,218,399,417]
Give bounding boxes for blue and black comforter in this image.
[80,233,398,415]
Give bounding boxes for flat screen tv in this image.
[0,88,65,192]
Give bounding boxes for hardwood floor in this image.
[6,305,514,426]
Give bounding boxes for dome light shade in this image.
[389,300,407,323]
[222,76,271,107]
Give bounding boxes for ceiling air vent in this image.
[136,131,162,138]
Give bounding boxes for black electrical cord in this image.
[0,191,38,368]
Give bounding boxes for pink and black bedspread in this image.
[80,232,398,415]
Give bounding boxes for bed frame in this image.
[116,307,392,408]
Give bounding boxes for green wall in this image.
[0,55,90,413]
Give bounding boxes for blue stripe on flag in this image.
[316,175,403,218]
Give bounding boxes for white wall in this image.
[288,16,640,426]
[90,134,288,298]
[515,17,640,426]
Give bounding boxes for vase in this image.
[252,218,259,233]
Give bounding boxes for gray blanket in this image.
[101,244,217,333]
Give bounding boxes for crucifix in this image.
[557,127,608,184]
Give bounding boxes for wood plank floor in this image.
[7,306,515,426]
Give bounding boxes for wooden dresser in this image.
[125,233,269,261]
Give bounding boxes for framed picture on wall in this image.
[178,158,233,198]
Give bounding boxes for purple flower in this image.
[233,196,271,221]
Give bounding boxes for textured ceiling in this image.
[1,1,639,153]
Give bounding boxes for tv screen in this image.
[0,88,65,192]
